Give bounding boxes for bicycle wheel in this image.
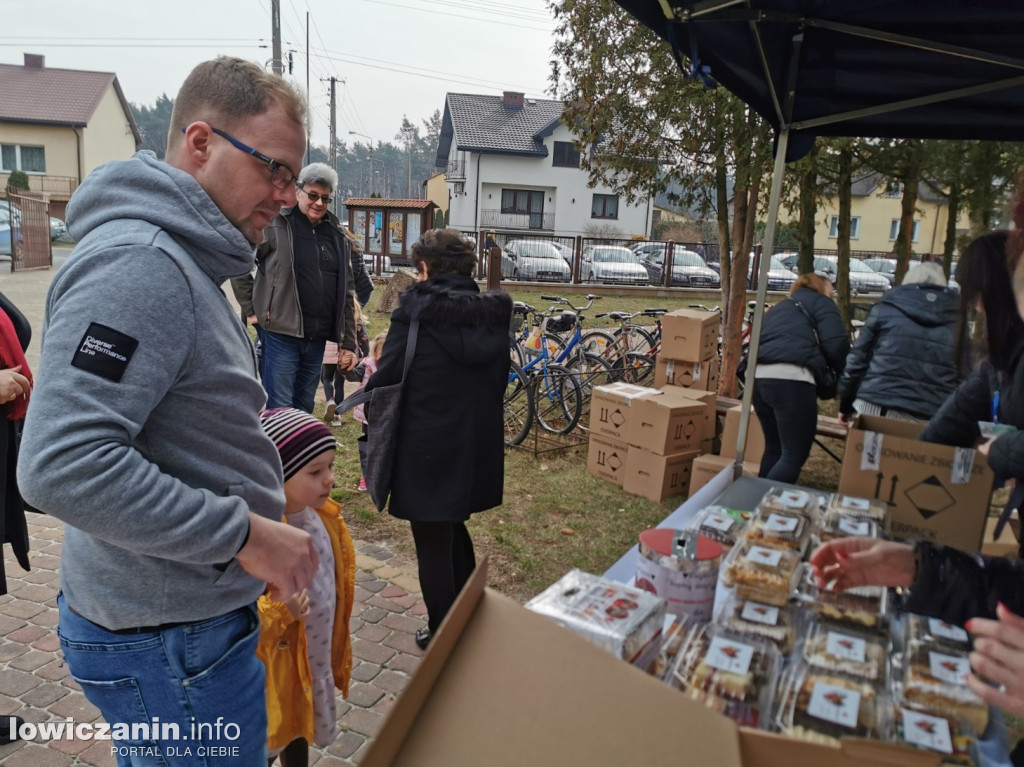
[572,352,616,429]
[542,332,568,361]
[509,338,526,367]
[620,351,656,384]
[622,324,655,356]
[504,360,534,446]
[581,329,617,362]
[534,363,583,434]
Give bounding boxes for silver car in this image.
[814,255,890,293]
[504,240,571,282]
[580,245,649,285]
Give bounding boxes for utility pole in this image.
[271,0,283,75]
[329,77,338,215]
[348,131,375,197]
[304,12,310,167]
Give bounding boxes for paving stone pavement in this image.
[0,514,425,765]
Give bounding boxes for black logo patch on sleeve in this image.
[72,323,139,382]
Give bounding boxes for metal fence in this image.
[4,192,52,271]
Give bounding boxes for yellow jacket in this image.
[256,499,356,750]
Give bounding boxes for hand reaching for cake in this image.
[808,537,916,592]
[966,603,1024,719]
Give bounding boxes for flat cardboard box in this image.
[660,308,719,362]
[627,389,706,454]
[622,448,699,501]
[690,453,760,495]
[981,516,1019,558]
[362,558,941,767]
[586,434,628,486]
[588,382,659,441]
[839,414,994,551]
[720,404,766,464]
[654,355,720,391]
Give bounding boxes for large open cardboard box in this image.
[363,559,940,767]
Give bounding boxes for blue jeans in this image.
[260,330,325,413]
[57,593,267,766]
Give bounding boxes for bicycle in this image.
[504,358,534,446]
[583,308,667,384]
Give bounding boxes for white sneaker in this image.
[331,416,342,427]
[324,400,337,421]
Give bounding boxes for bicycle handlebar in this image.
[539,294,600,313]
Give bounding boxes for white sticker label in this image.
[839,496,870,511]
[826,632,867,663]
[691,361,701,382]
[901,708,953,754]
[927,618,969,644]
[808,681,862,728]
[929,651,970,685]
[740,601,779,626]
[702,514,734,532]
[951,447,976,486]
[665,359,675,383]
[837,518,870,536]
[746,546,783,568]
[860,432,883,471]
[705,636,755,675]
[777,490,809,509]
[765,513,799,533]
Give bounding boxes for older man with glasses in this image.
[233,162,358,414]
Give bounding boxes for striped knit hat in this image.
[259,407,338,481]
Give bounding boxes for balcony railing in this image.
[0,173,78,198]
[446,160,466,180]
[480,209,554,230]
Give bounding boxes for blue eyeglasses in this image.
[181,126,297,190]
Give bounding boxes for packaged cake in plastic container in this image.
[722,540,801,607]
[757,486,822,523]
[801,622,889,683]
[799,564,889,630]
[715,592,799,655]
[890,704,978,765]
[898,641,988,734]
[816,513,881,544]
[905,614,971,652]
[828,494,889,532]
[525,569,666,672]
[744,507,812,555]
[775,662,887,745]
[665,624,780,729]
[687,506,749,554]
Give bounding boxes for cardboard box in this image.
[719,405,766,464]
[660,308,719,362]
[654,356,720,391]
[690,453,760,496]
[665,387,717,448]
[839,414,994,551]
[586,434,628,486]
[622,449,699,502]
[627,389,706,454]
[362,558,941,767]
[981,516,1018,558]
[588,382,659,441]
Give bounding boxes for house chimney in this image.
[502,91,525,109]
[24,53,45,69]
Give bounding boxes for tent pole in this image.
[733,127,789,478]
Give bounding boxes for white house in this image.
[436,92,652,238]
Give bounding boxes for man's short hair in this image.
[298,163,339,192]
[410,228,478,277]
[167,57,307,155]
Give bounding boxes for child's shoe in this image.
[331,416,342,427]
[324,400,337,422]
[357,476,367,492]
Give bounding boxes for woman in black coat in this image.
[751,272,849,483]
[366,229,511,649]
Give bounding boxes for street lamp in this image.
[348,131,375,196]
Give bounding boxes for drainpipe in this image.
[473,153,482,232]
[73,126,83,191]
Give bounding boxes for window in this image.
[501,189,544,215]
[552,141,581,168]
[1,144,46,173]
[890,219,921,242]
[591,194,618,219]
[884,181,902,198]
[828,215,860,239]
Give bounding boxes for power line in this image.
[353,0,551,31]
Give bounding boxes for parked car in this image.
[0,200,67,243]
[637,246,721,288]
[504,240,571,282]
[579,245,649,285]
[862,257,897,286]
[551,241,574,267]
[813,255,890,293]
[747,254,798,291]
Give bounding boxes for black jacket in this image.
[919,334,1024,483]
[755,288,849,386]
[838,284,960,418]
[0,292,31,595]
[366,274,512,522]
[350,250,373,306]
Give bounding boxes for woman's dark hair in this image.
[954,230,1023,374]
[410,228,478,277]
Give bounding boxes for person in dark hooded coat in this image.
[838,261,961,423]
[365,228,511,650]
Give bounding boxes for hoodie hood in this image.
[66,151,256,285]
[401,273,512,367]
[881,283,958,328]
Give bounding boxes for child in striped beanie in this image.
[257,407,355,766]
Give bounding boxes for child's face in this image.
[284,450,336,513]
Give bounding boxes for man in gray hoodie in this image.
[17,57,318,764]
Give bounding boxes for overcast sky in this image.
[1,0,557,150]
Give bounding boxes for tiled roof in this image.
[0,58,141,144]
[344,198,436,209]
[436,93,564,164]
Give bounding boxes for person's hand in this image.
[966,603,1024,718]
[838,412,852,425]
[284,589,310,621]
[978,435,998,457]
[808,537,916,592]
[235,513,319,602]
[0,366,30,404]
[247,314,258,326]
[338,349,357,371]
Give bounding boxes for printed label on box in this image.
[951,447,976,486]
[765,513,799,533]
[705,636,754,675]
[838,518,870,536]
[826,632,866,663]
[929,651,970,685]
[808,681,861,728]
[901,709,953,754]
[702,514,734,532]
[740,601,779,626]
[861,432,883,471]
[745,546,783,567]
[928,618,969,644]
[839,496,871,511]
[777,490,810,509]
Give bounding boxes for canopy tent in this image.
[612,0,1024,468]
